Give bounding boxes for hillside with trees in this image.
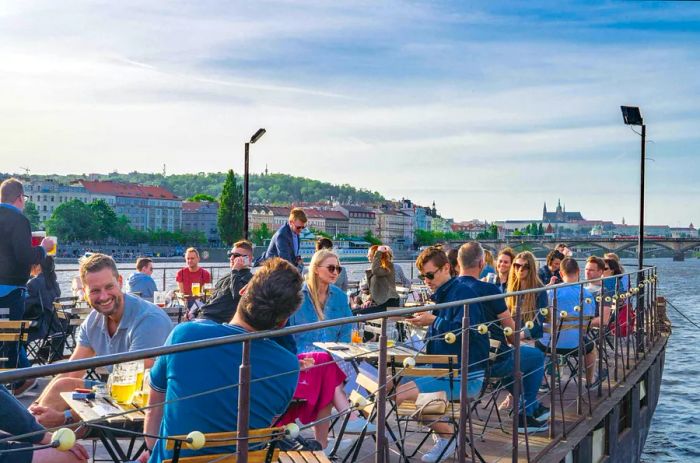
[19,171,385,205]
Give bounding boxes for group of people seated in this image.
[1,205,634,463]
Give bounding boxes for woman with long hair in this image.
[25,257,61,340]
[506,251,547,340]
[479,249,496,278]
[357,245,399,313]
[284,250,373,451]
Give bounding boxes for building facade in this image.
[182,201,220,244]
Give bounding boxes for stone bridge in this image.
[447,237,700,261]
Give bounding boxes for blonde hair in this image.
[506,251,543,324]
[306,249,339,321]
[185,247,200,258]
[484,249,494,268]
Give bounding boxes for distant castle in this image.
[543,199,584,223]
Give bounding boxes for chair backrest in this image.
[0,308,9,319]
[163,427,284,463]
[0,320,31,343]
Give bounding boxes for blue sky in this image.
[0,1,698,226]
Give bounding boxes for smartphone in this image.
[327,345,350,351]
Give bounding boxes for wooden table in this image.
[60,391,147,462]
[312,342,426,363]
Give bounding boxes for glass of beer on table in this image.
[154,291,167,308]
[191,282,201,297]
[108,361,141,404]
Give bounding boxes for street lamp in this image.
[244,128,266,239]
[620,105,646,352]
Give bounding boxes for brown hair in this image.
[236,257,303,330]
[80,253,119,284]
[315,237,333,251]
[233,240,254,254]
[289,207,307,223]
[546,249,565,266]
[446,248,459,277]
[586,256,605,272]
[560,257,579,276]
[0,178,24,204]
[604,258,622,276]
[506,251,543,323]
[136,257,152,271]
[497,247,516,263]
[369,244,393,270]
[416,246,449,272]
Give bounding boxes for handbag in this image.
[414,391,448,416]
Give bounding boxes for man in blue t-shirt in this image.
[456,242,548,434]
[538,257,599,385]
[142,258,303,463]
[396,246,488,463]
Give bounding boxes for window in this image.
[591,416,609,462]
[618,390,632,435]
[640,376,648,409]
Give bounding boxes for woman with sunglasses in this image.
[356,245,400,314]
[283,249,374,450]
[506,251,547,340]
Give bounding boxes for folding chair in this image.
[541,312,594,394]
[26,297,69,365]
[0,319,31,372]
[472,339,509,440]
[393,354,486,463]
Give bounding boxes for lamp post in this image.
[620,105,646,350]
[243,128,266,240]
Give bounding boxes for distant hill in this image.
[11,171,386,205]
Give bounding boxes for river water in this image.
[54,257,696,461]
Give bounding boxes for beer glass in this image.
[47,236,57,256]
[108,361,139,404]
[191,283,201,297]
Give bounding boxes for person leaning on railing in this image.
[140,257,302,463]
[29,254,173,428]
[457,242,549,433]
[281,249,374,453]
[394,246,489,463]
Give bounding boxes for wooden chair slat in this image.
[162,448,278,463]
[166,428,284,450]
[0,334,28,342]
[0,321,32,329]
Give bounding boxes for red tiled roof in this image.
[80,180,179,200]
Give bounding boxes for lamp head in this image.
[621,106,643,126]
[250,128,266,143]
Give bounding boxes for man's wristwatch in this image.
[64,409,74,424]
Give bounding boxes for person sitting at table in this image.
[506,251,547,340]
[126,257,158,301]
[24,257,62,347]
[191,240,254,323]
[283,249,374,451]
[0,385,89,463]
[314,237,348,292]
[140,258,302,463]
[29,253,173,428]
[494,247,515,291]
[394,246,489,463]
[539,250,565,286]
[175,247,211,309]
[536,257,602,386]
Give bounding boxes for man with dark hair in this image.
[0,178,55,396]
[127,257,157,301]
[539,250,565,285]
[457,242,549,433]
[141,257,303,463]
[30,254,172,427]
[193,240,255,323]
[395,246,488,462]
[260,207,307,269]
[584,256,612,329]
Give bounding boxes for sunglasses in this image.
[227,251,246,258]
[604,267,611,271]
[513,263,530,271]
[418,271,437,281]
[294,224,306,231]
[321,265,343,274]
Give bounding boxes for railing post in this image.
[236,340,251,463]
[375,320,388,463]
[577,284,585,416]
[635,268,645,358]
[458,303,475,463]
[614,277,621,384]
[549,288,561,440]
[511,295,523,463]
[162,267,166,291]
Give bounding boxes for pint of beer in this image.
[108,361,139,404]
[191,282,201,297]
[47,236,57,256]
[31,231,45,247]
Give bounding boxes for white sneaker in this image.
[323,438,352,456]
[421,435,456,463]
[344,417,376,434]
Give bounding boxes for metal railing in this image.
[0,266,666,463]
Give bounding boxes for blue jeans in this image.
[490,346,545,416]
[410,371,485,402]
[0,289,30,373]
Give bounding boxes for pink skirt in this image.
[277,352,347,425]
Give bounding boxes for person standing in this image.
[126,257,158,301]
[260,207,307,269]
[176,248,211,308]
[0,178,55,396]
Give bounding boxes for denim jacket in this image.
[289,283,353,353]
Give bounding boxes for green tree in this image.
[187,193,217,202]
[363,230,382,246]
[89,199,119,239]
[218,169,244,246]
[45,200,99,241]
[23,201,41,230]
[250,223,273,246]
[538,223,544,236]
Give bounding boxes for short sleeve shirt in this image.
[149,321,299,463]
[175,267,211,295]
[77,294,173,363]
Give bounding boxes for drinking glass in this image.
[154,291,167,308]
[47,236,57,256]
[31,231,45,247]
[108,361,139,404]
[191,283,201,297]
